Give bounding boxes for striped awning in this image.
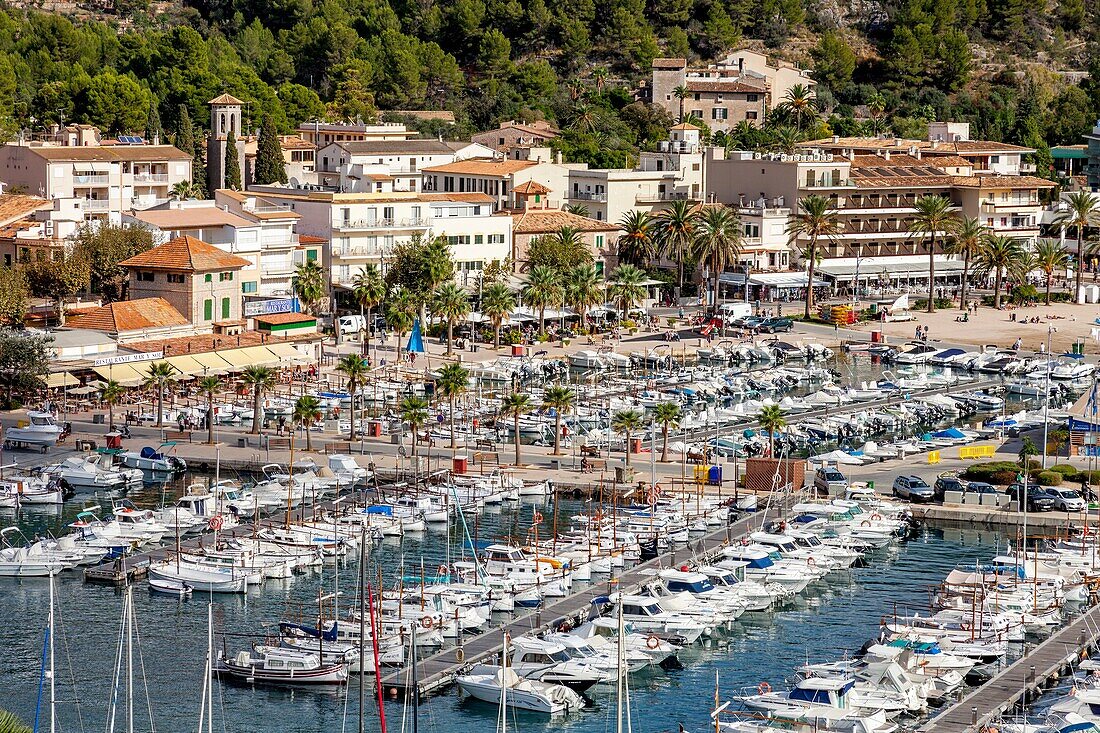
[190,352,234,373]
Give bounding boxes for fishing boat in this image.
[117,444,187,474]
[217,647,349,685]
[3,411,64,450]
[148,577,193,598]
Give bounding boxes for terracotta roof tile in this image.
[208,93,244,105]
[298,234,328,244]
[422,158,538,176]
[513,181,551,195]
[510,209,619,234]
[119,235,251,272]
[685,80,766,94]
[653,58,687,69]
[67,298,189,333]
[0,194,52,226]
[950,175,1056,189]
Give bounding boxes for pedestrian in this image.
[1040,342,1046,354]
[1012,337,1022,351]
[914,325,921,340]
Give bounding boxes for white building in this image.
[422,158,571,212]
[314,140,460,193]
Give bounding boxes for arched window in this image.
[220,113,225,134]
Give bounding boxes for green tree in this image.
[786,195,842,318]
[908,194,955,312]
[610,263,647,316]
[386,234,455,322]
[435,362,470,449]
[80,72,149,134]
[25,254,89,326]
[352,265,386,356]
[758,404,786,458]
[335,354,368,440]
[611,409,644,468]
[240,365,277,435]
[292,394,323,451]
[432,281,470,356]
[143,361,177,429]
[293,259,326,315]
[400,394,429,471]
[72,223,154,301]
[523,265,563,335]
[525,227,593,271]
[1053,191,1100,302]
[693,206,741,310]
[197,375,221,445]
[145,96,162,142]
[254,120,287,185]
[500,392,532,465]
[654,199,698,291]
[0,267,27,326]
[0,709,33,733]
[384,288,417,355]
[0,330,49,408]
[975,235,1025,309]
[542,385,574,455]
[653,401,680,462]
[175,104,194,157]
[946,216,988,311]
[102,379,125,431]
[1032,239,1070,305]
[564,264,604,331]
[481,282,516,349]
[223,129,242,191]
[811,31,856,94]
[778,84,817,130]
[328,66,377,122]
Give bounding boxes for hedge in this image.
[961,462,1022,483]
[1069,470,1100,485]
[1050,464,1079,478]
[1036,471,1063,486]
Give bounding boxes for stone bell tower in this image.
[207,93,246,191]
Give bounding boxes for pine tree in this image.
[223,129,242,191]
[144,97,162,142]
[175,105,193,154]
[254,121,287,185]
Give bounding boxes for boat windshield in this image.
[30,415,55,426]
[667,579,715,594]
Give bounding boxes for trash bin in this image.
[93,414,105,424]
[629,438,642,454]
[708,465,723,486]
[870,330,883,343]
[368,421,382,438]
[511,344,526,357]
[104,432,122,450]
[453,455,468,474]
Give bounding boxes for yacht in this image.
[117,444,187,474]
[893,343,937,365]
[217,647,348,685]
[43,455,143,491]
[3,411,64,449]
[467,636,605,691]
[456,667,584,714]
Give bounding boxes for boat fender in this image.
[861,520,872,527]
[806,557,816,566]
[455,648,465,662]
[646,635,660,650]
[757,681,771,695]
[871,513,883,520]
[421,617,434,629]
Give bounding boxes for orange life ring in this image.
[646,634,660,649]
[871,513,883,520]
[421,617,434,629]
[209,515,224,530]
[806,557,816,566]
[861,520,872,527]
[758,681,772,695]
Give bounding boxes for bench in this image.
[327,440,352,454]
[162,430,192,443]
[472,451,499,467]
[580,459,607,472]
[266,437,292,451]
[475,438,496,451]
[580,444,601,458]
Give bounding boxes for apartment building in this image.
[471,120,559,158]
[243,134,317,186]
[567,124,706,223]
[314,140,459,193]
[0,194,83,265]
[736,201,794,271]
[422,158,570,212]
[295,122,416,148]
[509,207,620,273]
[245,183,512,287]
[0,138,192,224]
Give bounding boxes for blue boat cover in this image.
[407,318,425,353]
[365,505,392,515]
[140,446,160,459]
[932,428,966,439]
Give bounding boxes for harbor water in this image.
[0,494,1005,733]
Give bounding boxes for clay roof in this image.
[298,234,328,245]
[333,140,456,155]
[130,208,253,230]
[653,58,687,69]
[510,209,619,234]
[385,110,457,122]
[513,181,551,195]
[209,93,245,105]
[685,80,766,94]
[925,155,972,168]
[849,154,927,168]
[277,135,315,151]
[852,176,952,189]
[423,158,539,176]
[950,175,1056,189]
[120,235,251,271]
[67,298,189,334]
[0,194,52,225]
[25,145,191,162]
[801,137,1033,154]
[670,122,701,131]
[121,330,318,354]
[253,312,317,325]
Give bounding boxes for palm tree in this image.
[1054,191,1100,301]
[673,85,689,121]
[908,194,955,313]
[1032,239,1070,305]
[768,126,803,155]
[786,195,842,319]
[481,282,516,349]
[399,394,429,471]
[335,354,368,440]
[565,264,605,332]
[384,288,416,357]
[693,206,742,311]
[546,226,592,268]
[975,235,1025,309]
[565,203,591,218]
[779,84,816,130]
[240,365,277,435]
[293,260,327,315]
[618,210,655,265]
[612,409,645,468]
[101,379,125,431]
[292,395,323,451]
[524,265,563,335]
[170,180,197,200]
[197,375,221,445]
[542,385,575,455]
[758,405,786,457]
[352,264,386,356]
[143,361,176,428]
[592,67,609,93]
[432,281,470,356]
[610,264,647,318]
[653,401,681,462]
[0,709,33,733]
[946,216,988,311]
[435,363,469,449]
[500,393,532,466]
[653,199,698,291]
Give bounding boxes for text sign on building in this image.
[93,351,165,367]
[244,298,300,317]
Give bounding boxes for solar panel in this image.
[118,135,145,144]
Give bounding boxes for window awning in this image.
[218,348,256,369]
[719,272,828,288]
[190,352,234,373]
[44,372,78,389]
[163,355,206,376]
[266,343,312,363]
[816,258,968,282]
[237,346,280,367]
[92,363,145,386]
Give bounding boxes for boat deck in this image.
[918,601,1100,732]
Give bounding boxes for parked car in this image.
[1047,487,1087,512]
[758,317,794,334]
[732,316,765,330]
[963,481,999,496]
[933,475,963,501]
[813,467,848,495]
[1005,483,1056,512]
[892,475,934,502]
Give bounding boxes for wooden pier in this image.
[919,602,1100,732]
[377,502,785,696]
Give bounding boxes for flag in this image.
[406,317,425,354]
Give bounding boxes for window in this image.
[137,271,155,282]
[221,297,230,319]
[475,235,484,244]
[204,273,212,283]
[746,111,758,120]
[306,250,318,262]
[747,94,759,102]
[991,155,1001,164]
[167,273,185,284]
[693,93,699,101]
[711,108,728,121]
[595,235,604,247]
[203,299,213,321]
[242,281,257,294]
[383,206,394,220]
[219,272,234,282]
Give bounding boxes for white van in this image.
[717,302,753,320]
[338,315,368,335]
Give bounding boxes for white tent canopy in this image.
[808,449,864,465]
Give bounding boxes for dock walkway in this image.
[919,602,1100,732]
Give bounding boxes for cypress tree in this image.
[224,129,242,191]
[175,105,194,153]
[144,97,162,142]
[254,121,287,185]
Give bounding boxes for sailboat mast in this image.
[411,623,419,733]
[368,584,387,733]
[126,589,134,733]
[615,600,624,733]
[358,526,366,733]
[49,570,56,733]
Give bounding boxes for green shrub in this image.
[1036,471,1063,486]
[1050,464,1079,477]
[1070,470,1100,485]
[990,470,1018,485]
[1010,284,1039,304]
[962,461,1021,481]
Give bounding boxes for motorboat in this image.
[468,636,605,691]
[217,647,348,685]
[0,474,66,505]
[328,454,370,486]
[456,667,584,714]
[893,343,937,365]
[43,454,143,491]
[0,528,67,576]
[3,411,64,449]
[148,577,193,598]
[117,444,187,474]
[148,557,248,593]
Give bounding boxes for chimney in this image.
[832,135,839,144]
[883,150,891,161]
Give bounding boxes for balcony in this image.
[74,174,110,185]
[336,246,385,259]
[980,200,1040,213]
[570,191,608,202]
[333,217,430,230]
[132,172,169,183]
[249,204,293,214]
[131,196,169,211]
[81,199,111,211]
[261,234,300,249]
[635,191,694,204]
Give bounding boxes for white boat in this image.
[217,647,348,685]
[0,528,66,576]
[148,558,248,593]
[456,667,584,714]
[117,444,187,473]
[3,411,63,449]
[148,577,193,598]
[43,455,143,491]
[0,474,65,505]
[893,343,937,365]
